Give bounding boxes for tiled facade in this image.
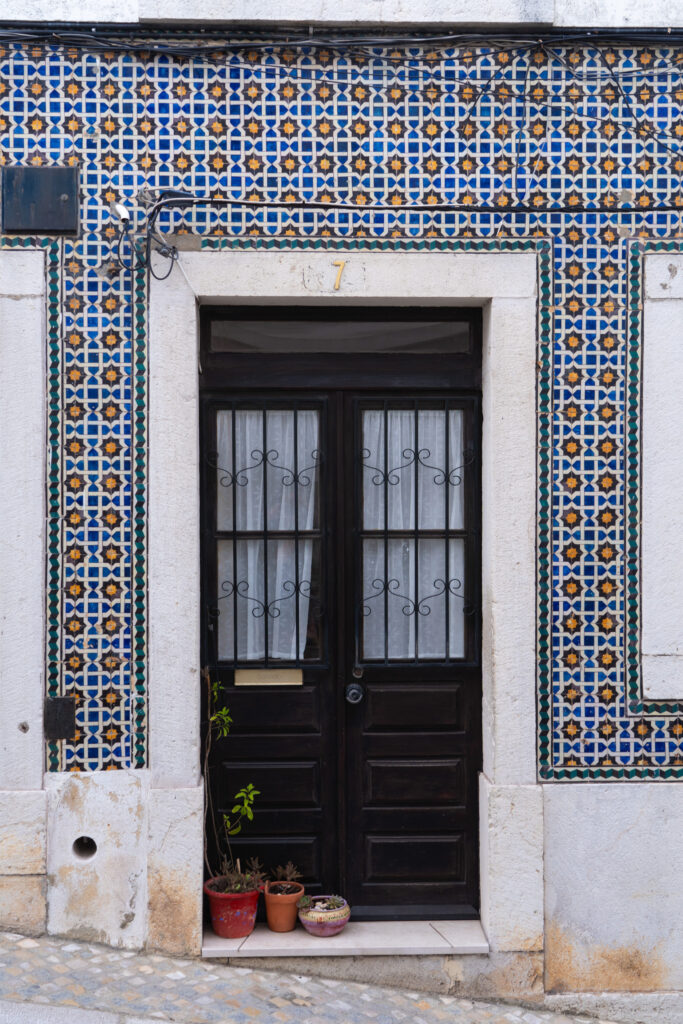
[4,36,683,778]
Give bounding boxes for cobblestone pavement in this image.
[0,931,622,1024]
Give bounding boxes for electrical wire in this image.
[3,27,683,86]
[110,187,683,278]
[116,226,146,271]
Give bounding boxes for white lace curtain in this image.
[214,406,467,664]
[216,409,319,661]
[361,409,466,660]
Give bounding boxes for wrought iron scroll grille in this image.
[357,400,476,664]
[208,403,324,667]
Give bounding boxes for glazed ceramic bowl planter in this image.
[297,895,351,937]
[264,880,305,932]
[204,878,261,939]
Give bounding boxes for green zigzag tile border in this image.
[133,262,149,768]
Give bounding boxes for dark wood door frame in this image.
[200,308,482,919]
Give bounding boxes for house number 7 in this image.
[333,260,346,290]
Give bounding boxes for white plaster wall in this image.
[3,0,680,25]
[138,0,553,24]
[481,296,537,787]
[641,255,683,701]
[0,251,46,793]
[0,251,47,937]
[479,777,543,952]
[2,0,136,19]
[554,0,683,28]
[148,277,201,791]
[544,783,683,993]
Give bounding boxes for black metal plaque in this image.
[2,166,79,234]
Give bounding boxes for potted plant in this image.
[264,862,304,932]
[203,855,266,939]
[203,669,263,939]
[297,894,351,937]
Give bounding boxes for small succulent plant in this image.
[209,856,266,894]
[268,861,303,894]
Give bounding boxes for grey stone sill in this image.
[202,919,489,957]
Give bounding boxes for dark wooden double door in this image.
[201,311,481,919]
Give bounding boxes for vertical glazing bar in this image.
[383,402,389,665]
[231,405,238,665]
[445,402,450,662]
[262,406,269,666]
[293,406,300,665]
[414,402,419,662]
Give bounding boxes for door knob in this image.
[345,682,364,705]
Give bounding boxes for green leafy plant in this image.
[223,783,260,837]
[203,668,260,880]
[210,705,233,738]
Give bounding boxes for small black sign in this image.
[2,166,79,234]
[44,697,77,741]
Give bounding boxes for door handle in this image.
[345,682,364,705]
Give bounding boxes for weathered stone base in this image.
[546,992,683,1024]
[0,876,46,936]
[232,951,544,1002]
[43,771,204,955]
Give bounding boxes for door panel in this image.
[364,759,467,806]
[363,685,466,732]
[343,394,480,916]
[202,395,338,900]
[365,835,465,883]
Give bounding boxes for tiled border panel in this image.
[1,37,682,777]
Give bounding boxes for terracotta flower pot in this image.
[204,877,260,938]
[264,880,305,932]
[298,895,350,937]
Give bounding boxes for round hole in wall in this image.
[72,836,97,860]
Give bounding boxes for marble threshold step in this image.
[203,919,489,957]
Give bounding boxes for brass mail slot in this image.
[234,669,303,687]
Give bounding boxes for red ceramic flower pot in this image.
[204,878,260,938]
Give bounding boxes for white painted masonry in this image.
[0,250,47,936]
[0,249,46,794]
[44,770,204,954]
[6,0,683,27]
[641,254,683,700]
[148,247,543,956]
[544,783,683,993]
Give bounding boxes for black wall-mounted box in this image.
[44,696,77,741]
[2,166,79,234]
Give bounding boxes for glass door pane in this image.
[213,405,323,665]
[360,403,470,662]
